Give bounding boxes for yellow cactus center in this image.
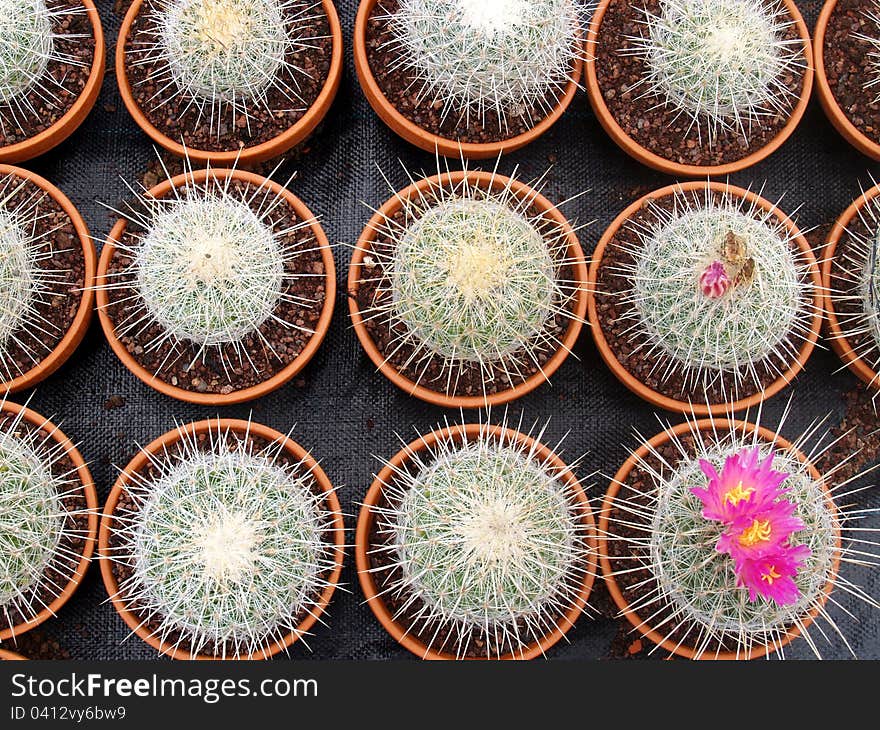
[723,480,754,507]
[738,518,772,547]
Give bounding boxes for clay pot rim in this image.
[97,418,345,661]
[116,0,344,165]
[585,0,814,177]
[348,169,588,408]
[586,180,823,416]
[0,401,98,643]
[0,164,96,395]
[355,422,598,660]
[598,418,842,661]
[0,0,105,164]
[95,167,336,406]
[821,183,880,388]
[815,0,880,161]
[352,0,583,159]
[0,649,26,659]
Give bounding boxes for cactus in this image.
[0,174,73,384]
[854,2,880,103]
[381,0,585,129]
[99,167,322,376]
[603,185,817,401]
[0,405,93,631]
[0,0,89,135]
[623,0,804,145]
[129,0,326,135]
[366,417,593,658]
[601,412,880,658]
[358,168,584,395]
[105,421,340,659]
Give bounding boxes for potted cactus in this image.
[98,418,345,660]
[348,167,588,408]
[587,181,822,415]
[598,413,879,659]
[356,417,598,660]
[816,0,880,160]
[0,164,96,395]
[96,165,335,405]
[823,183,880,390]
[354,0,586,158]
[586,0,813,176]
[117,0,343,165]
[0,400,97,647]
[0,0,104,163]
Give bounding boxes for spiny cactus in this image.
[854,2,880,104]
[366,417,594,659]
[624,0,804,145]
[0,173,73,384]
[99,166,323,377]
[129,0,326,136]
[380,0,585,129]
[1,405,93,632]
[828,189,880,388]
[601,411,880,658]
[105,421,341,659]
[357,167,585,396]
[0,0,90,136]
[605,185,817,401]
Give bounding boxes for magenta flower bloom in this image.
[699,260,730,298]
[718,499,806,563]
[692,447,789,524]
[735,543,812,606]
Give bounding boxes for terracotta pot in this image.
[586,181,822,416]
[96,167,336,406]
[356,422,598,660]
[0,401,98,643]
[0,165,96,395]
[585,0,813,177]
[0,649,26,660]
[353,0,582,159]
[0,0,105,164]
[822,184,880,388]
[349,170,588,408]
[116,0,343,165]
[815,0,880,161]
[598,418,841,660]
[98,418,345,661]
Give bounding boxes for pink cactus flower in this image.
[717,499,806,563]
[735,543,812,606]
[699,260,730,298]
[692,447,789,524]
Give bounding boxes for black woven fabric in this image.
[6,0,879,660]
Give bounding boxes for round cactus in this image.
[130,0,326,134]
[0,406,93,631]
[382,0,585,128]
[358,170,584,396]
[624,0,804,145]
[366,419,593,658]
[601,185,817,400]
[602,415,879,658]
[106,422,341,659]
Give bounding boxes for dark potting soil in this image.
[106,430,338,659]
[0,0,96,147]
[102,178,327,396]
[364,0,574,144]
[353,186,576,399]
[0,412,89,634]
[816,382,880,486]
[594,0,805,167]
[4,629,72,660]
[365,438,593,659]
[828,211,880,375]
[593,189,812,405]
[604,433,800,657]
[0,174,86,386]
[824,0,880,145]
[123,0,333,153]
